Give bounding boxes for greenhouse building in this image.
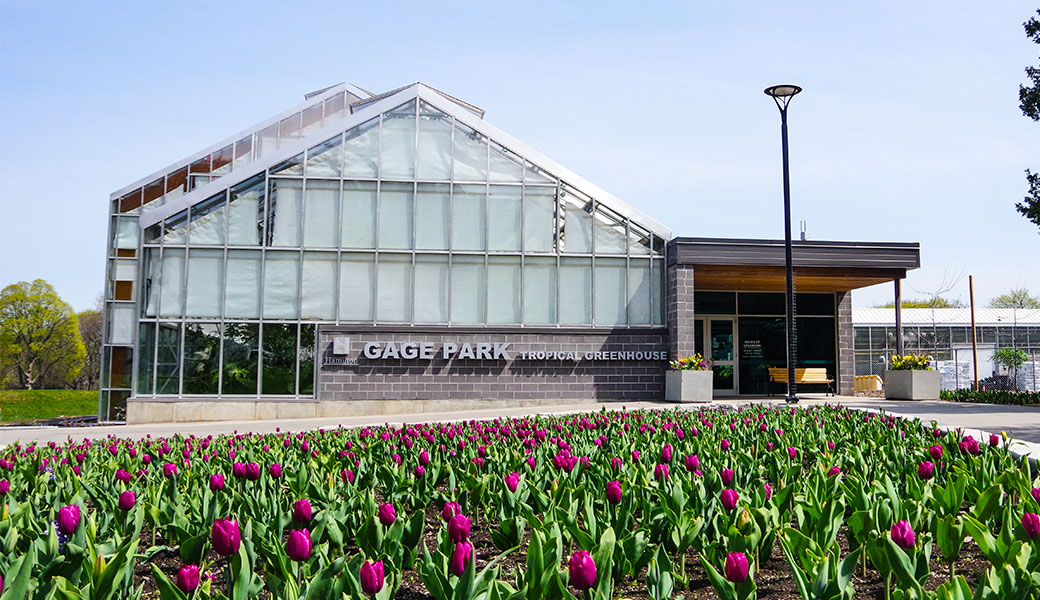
[101,82,920,422]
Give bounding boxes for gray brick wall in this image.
[836,291,854,395]
[667,264,696,359]
[318,328,668,402]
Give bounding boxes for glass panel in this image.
[143,248,159,316]
[415,183,450,250]
[165,167,187,202]
[189,193,227,245]
[523,186,556,252]
[108,390,129,422]
[488,185,522,251]
[301,252,336,320]
[268,179,302,246]
[452,184,485,251]
[159,248,184,318]
[305,135,343,177]
[341,181,377,248]
[414,255,449,323]
[228,176,264,246]
[119,189,143,214]
[211,144,233,175]
[523,257,556,324]
[155,322,181,394]
[417,101,453,180]
[342,118,380,178]
[116,217,139,249]
[224,250,261,318]
[697,291,737,314]
[234,135,253,169]
[162,211,188,245]
[301,104,323,135]
[258,123,279,159]
[711,320,734,360]
[653,259,665,325]
[136,322,155,395]
[182,323,220,395]
[629,222,652,255]
[695,320,705,356]
[595,204,629,254]
[323,92,345,122]
[262,323,297,395]
[377,254,411,322]
[380,100,417,179]
[525,161,554,184]
[222,322,258,395]
[628,260,651,325]
[736,317,787,394]
[110,305,135,345]
[451,255,485,324]
[489,142,524,182]
[652,235,666,256]
[263,251,300,319]
[303,180,339,248]
[378,182,413,249]
[594,257,627,326]
[562,187,593,253]
[339,253,375,321]
[559,257,592,325]
[738,293,785,315]
[279,113,302,146]
[797,293,836,316]
[487,256,521,324]
[453,123,487,181]
[271,153,303,176]
[299,324,316,396]
[185,249,223,318]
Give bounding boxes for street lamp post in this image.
[764,84,802,404]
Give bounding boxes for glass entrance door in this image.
[709,318,736,395]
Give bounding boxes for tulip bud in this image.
[1022,513,1040,539]
[1032,487,1040,506]
[890,520,915,550]
[721,489,739,511]
[57,504,81,535]
[763,482,772,501]
[292,499,313,524]
[441,501,461,522]
[720,468,734,487]
[724,552,750,583]
[787,446,797,459]
[419,450,430,466]
[917,461,934,480]
[232,462,245,478]
[0,479,9,495]
[163,463,177,478]
[827,466,842,478]
[360,560,385,595]
[736,508,752,533]
[928,445,943,460]
[211,518,242,556]
[245,462,261,481]
[118,490,136,511]
[269,463,282,478]
[504,472,520,493]
[176,564,200,594]
[210,473,226,491]
[606,480,622,505]
[451,541,474,576]
[721,438,731,452]
[661,444,673,463]
[448,514,471,542]
[568,550,597,590]
[654,463,669,481]
[286,529,312,561]
[989,434,999,447]
[378,503,396,526]
[684,454,699,472]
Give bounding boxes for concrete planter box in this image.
[884,369,939,400]
[665,370,713,403]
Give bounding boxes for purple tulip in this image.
[451,541,474,576]
[721,438,731,452]
[989,434,999,447]
[415,464,425,478]
[115,469,131,484]
[162,463,177,478]
[763,482,772,501]
[568,550,597,591]
[721,489,739,511]
[57,504,81,535]
[176,564,200,593]
[827,466,842,478]
[1023,513,1040,539]
[449,514,471,542]
[286,529,312,561]
[504,472,520,493]
[360,560,385,595]
[684,454,700,472]
[1032,487,1040,506]
[0,480,9,495]
[654,463,669,481]
[378,502,396,526]
[212,518,242,556]
[269,463,282,478]
[724,552,750,583]
[419,450,430,466]
[341,469,355,484]
[918,461,935,480]
[442,501,462,522]
[788,446,798,459]
[928,445,943,460]
[890,520,915,550]
[720,468,734,487]
[606,480,622,505]
[661,444,673,463]
[293,499,313,524]
[232,462,245,478]
[118,490,136,511]
[245,462,261,480]
[210,473,226,491]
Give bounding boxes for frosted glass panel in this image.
[342,119,379,178]
[595,258,627,326]
[415,183,450,250]
[341,181,376,248]
[559,257,591,325]
[301,252,336,320]
[189,194,226,245]
[110,305,134,345]
[306,135,343,177]
[453,124,487,181]
[595,204,629,254]
[562,190,593,254]
[268,179,302,247]
[224,250,261,318]
[377,255,411,322]
[487,256,521,324]
[303,181,339,248]
[523,186,556,252]
[228,177,264,246]
[488,186,521,251]
[417,104,452,180]
[378,182,413,249]
[162,212,188,245]
[523,257,556,325]
[628,260,651,325]
[489,142,524,183]
[339,253,374,321]
[159,249,184,318]
[380,101,416,179]
[143,249,159,316]
[116,217,140,249]
[114,260,136,282]
[452,185,485,251]
[414,255,449,323]
[451,256,485,324]
[653,259,665,325]
[263,252,300,319]
[186,249,223,318]
[629,223,652,255]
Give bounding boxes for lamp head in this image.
[764,84,802,111]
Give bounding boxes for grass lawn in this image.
[0,390,98,423]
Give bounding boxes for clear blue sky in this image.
[1,1,1036,311]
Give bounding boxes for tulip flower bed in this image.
[1,405,1039,600]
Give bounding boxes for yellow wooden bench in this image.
[768,367,835,396]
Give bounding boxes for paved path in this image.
[2,396,1039,459]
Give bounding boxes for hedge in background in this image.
[940,389,1040,405]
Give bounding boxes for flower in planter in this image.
[669,353,711,371]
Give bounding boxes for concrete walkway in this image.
[2,396,1039,460]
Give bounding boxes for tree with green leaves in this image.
[0,280,86,390]
[876,297,964,309]
[1019,9,1040,230]
[988,287,1040,309]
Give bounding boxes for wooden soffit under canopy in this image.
[692,264,906,293]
